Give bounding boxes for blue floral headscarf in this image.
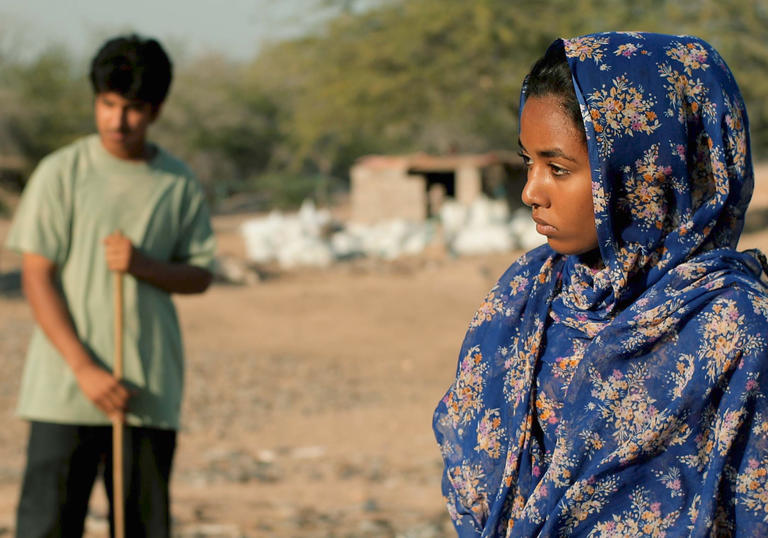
[434,32,768,536]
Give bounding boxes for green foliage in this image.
[151,54,282,190]
[2,0,768,208]
[219,172,345,210]
[0,47,92,169]
[248,0,768,178]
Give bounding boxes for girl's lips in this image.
[532,215,556,236]
[536,223,557,236]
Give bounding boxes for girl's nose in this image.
[521,168,548,208]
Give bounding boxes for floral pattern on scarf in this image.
[434,32,768,537]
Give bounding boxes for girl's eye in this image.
[550,164,570,176]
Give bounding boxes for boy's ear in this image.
[150,103,163,122]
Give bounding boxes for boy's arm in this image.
[103,232,212,294]
[21,252,130,418]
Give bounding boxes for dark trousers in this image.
[16,421,176,538]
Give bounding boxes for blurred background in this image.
[1,0,768,536]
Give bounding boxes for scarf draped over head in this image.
[434,32,768,537]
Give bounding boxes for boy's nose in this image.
[114,108,129,131]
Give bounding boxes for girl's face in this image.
[519,95,598,256]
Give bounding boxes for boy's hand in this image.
[102,230,212,294]
[72,362,131,419]
[103,231,141,274]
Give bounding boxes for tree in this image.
[152,54,281,190]
[0,46,91,171]
[249,0,768,180]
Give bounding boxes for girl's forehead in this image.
[520,96,586,147]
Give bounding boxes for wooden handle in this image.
[113,245,125,538]
[112,419,124,538]
[113,271,124,380]
[112,228,125,381]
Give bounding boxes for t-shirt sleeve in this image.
[171,178,216,270]
[4,155,72,265]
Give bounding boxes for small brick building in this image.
[350,152,524,223]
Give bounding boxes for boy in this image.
[6,34,216,537]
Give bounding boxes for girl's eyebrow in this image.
[518,139,578,163]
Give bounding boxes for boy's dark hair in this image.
[523,41,585,139]
[90,34,173,106]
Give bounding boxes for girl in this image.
[434,32,768,536]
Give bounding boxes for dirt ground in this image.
[1,168,767,537]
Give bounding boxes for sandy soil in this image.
[0,168,767,537]
[0,213,513,537]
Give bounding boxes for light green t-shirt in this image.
[5,134,216,429]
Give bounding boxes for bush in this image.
[213,173,347,212]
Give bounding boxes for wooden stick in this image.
[113,256,125,538]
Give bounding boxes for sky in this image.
[1,0,341,62]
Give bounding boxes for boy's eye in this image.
[518,152,532,166]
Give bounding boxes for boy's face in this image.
[94,92,159,160]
